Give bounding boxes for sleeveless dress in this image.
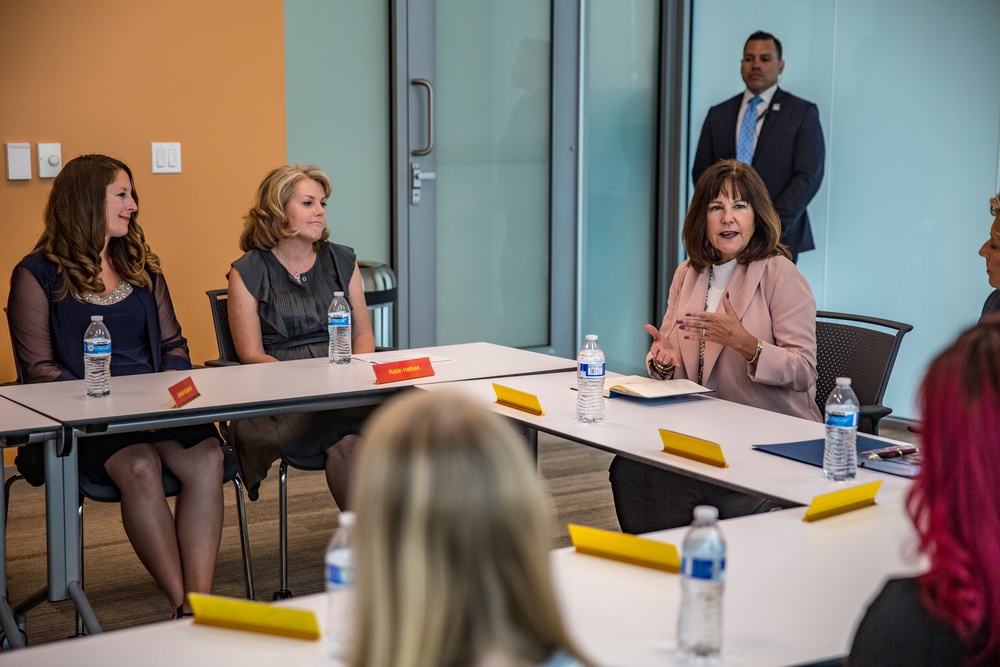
[8,254,219,486]
[228,242,374,499]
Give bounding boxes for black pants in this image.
[608,456,794,534]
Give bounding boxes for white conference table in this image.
[0,504,922,667]
[0,398,61,650]
[418,371,913,506]
[0,343,574,633]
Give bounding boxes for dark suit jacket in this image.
[692,88,825,257]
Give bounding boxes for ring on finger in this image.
[701,327,706,336]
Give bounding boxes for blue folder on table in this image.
[752,435,887,468]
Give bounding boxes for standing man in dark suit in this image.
[692,31,825,263]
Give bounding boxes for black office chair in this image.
[207,284,394,599]
[206,289,328,599]
[815,311,913,435]
[2,310,255,644]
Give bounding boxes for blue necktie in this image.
[737,96,762,164]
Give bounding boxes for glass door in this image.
[393,0,557,351]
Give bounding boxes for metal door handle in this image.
[411,78,434,156]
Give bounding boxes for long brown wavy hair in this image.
[33,154,160,299]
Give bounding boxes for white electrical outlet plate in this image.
[151,142,181,173]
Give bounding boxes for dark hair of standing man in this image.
[745,30,782,60]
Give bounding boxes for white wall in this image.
[690,0,1000,418]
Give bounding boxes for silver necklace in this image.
[82,280,133,305]
[272,247,313,284]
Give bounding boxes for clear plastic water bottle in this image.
[325,511,355,658]
[576,334,605,423]
[678,505,726,657]
[83,315,112,398]
[823,377,860,481]
[328,291,351,364]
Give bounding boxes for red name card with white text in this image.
[372,357,435,384]
[168,376,201,408]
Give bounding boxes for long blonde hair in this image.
[350,391,588,667]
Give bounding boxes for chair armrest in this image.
[860,405,892,422]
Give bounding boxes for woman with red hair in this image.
[848,317,1000,665]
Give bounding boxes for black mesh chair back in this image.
[205,289,240,366]
[3,307,24,385]
[206,288,325,599]
[815,311,913,435]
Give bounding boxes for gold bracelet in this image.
[650,357,675,378]
[748,339,763,366]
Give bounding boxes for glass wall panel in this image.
[285,0,390,264]
[434,0,551,347]
[690,0,1000,417]
[582,0,661,374]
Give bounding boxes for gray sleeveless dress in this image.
[228,242,374,500]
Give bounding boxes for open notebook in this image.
[605,375,712,400]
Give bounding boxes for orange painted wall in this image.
[0,1,286,388]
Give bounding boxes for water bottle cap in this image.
[338,511,355,527]
[835,377,852,386]
[585,334,598,341]
[91,315,103,322]
[693,505,718,521]
[334,291,345,297]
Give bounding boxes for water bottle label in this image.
[326,562,354,586]
[84,341,111,355]
[328,313,350,327]
[682,556,725,581]
[825,412,859,428]
[579,361,605,377]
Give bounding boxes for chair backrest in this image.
[814,311,913,417]
[206,289,242,365]
[3,306,26,384]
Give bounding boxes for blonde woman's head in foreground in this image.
[350,390,588,667]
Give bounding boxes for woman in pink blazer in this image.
[610,159,821,534]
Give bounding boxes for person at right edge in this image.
[609,159,821,535]
[848,317,1000,665]
[978,190,1000,320]
[692,30,825,263]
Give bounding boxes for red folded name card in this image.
[168,376,201,408]
[372,357,435,384]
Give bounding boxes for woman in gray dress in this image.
[227,164,375,505]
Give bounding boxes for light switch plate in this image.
[6,143,31,180]
[151,142,181,173]
[38,143,62,178]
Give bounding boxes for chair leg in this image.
[273,460,292,600]
[74,499,86,638]
[230,475,254,600]
[3,474,24,533]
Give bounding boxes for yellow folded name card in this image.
[492,383,544,416]
[568,524,680,573]
[803,480,883,522]
[188,592,320,641]
[659,429,728,468]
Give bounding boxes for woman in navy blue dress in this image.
[7,154,223,618]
